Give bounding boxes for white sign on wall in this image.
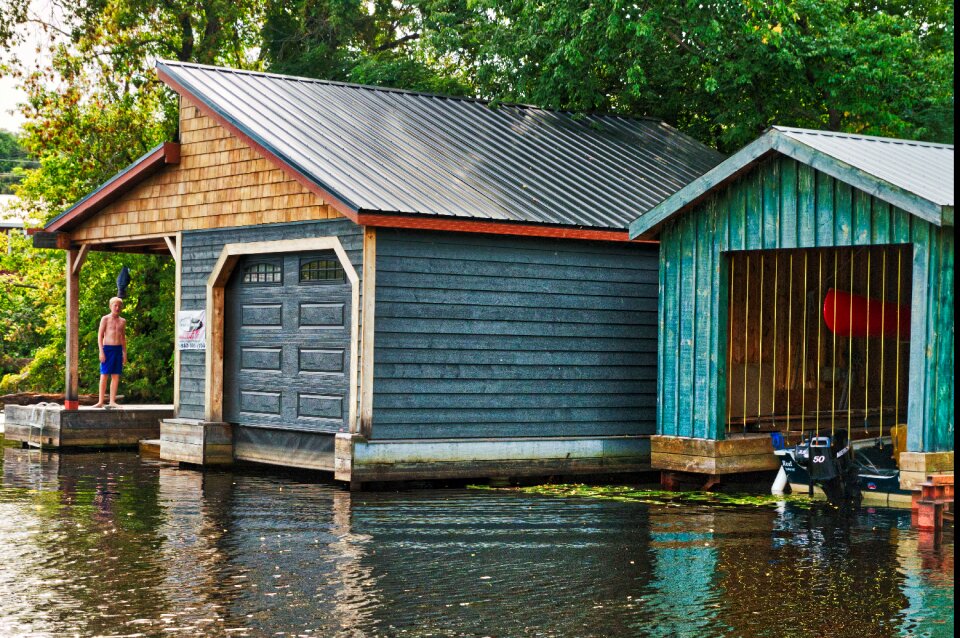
[177,310,206,350]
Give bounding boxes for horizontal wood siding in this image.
[177,219,362,420]
[372,230,659,439]
[658,155,954,451]
[71,98,339,242]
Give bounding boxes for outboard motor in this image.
[794,433,861,508]
[808,437,838,481]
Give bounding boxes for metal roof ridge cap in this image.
[772,125,956,150]
[628,134,779,239]
[156,59,672,123]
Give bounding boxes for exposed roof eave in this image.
[629,129,952,240]
[356,212,645,243]
[45,142,181,233]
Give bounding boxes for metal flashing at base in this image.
[337,435,651,483]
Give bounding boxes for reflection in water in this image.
[0,444,953,637]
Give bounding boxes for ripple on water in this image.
[0,444,953,638]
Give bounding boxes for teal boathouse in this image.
[630,127,953,488]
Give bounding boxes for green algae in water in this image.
[469,483,812,509]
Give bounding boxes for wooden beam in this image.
[204,284,226,422]
[64,249,81,410]
[33,231,71,250]
[71,244,90,276]
[163,235,177,261]
[359,227,377,437]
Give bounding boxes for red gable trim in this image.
[157,66,362,224]
[46,142,181,232]
[357,213,646,243]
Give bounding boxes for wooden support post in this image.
[65,248,81,410]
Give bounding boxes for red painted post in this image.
[915,500,944,531]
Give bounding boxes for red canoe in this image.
[823,288,910,340]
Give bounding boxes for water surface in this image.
[0,444,952,637]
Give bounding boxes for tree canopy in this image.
[0,0,953,400]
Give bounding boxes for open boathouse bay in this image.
[0,443,953,637]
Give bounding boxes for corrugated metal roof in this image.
[774,127,954,207]
[158,61,724,230]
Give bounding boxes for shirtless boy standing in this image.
[93,297,128,409]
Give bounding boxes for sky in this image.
[0,64,30,133]
[0,0,60,133]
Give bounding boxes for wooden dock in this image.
[2,404,174,449]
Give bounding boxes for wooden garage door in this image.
[223,252,351,432]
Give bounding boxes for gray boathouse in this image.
[27,61,722,485]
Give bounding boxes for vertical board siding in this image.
[658,155,954,450]
[933,232,955,451]
[177,219,362,420]
[372,230,659,439]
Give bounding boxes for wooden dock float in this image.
[2,404,174,449]
[139,439,162,457]
[651,434,782,476]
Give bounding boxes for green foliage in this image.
[0,230,63,386]
[262,0,473,94]
[0,129,30,194]
[425,0,954,151]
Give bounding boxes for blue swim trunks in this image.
[100,345,124,375]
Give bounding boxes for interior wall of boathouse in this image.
[724,245,912,441]
[656,154,954,453]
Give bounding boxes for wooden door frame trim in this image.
[172,232,182,412]
[359,227,376,437]
[204,237,360,432]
